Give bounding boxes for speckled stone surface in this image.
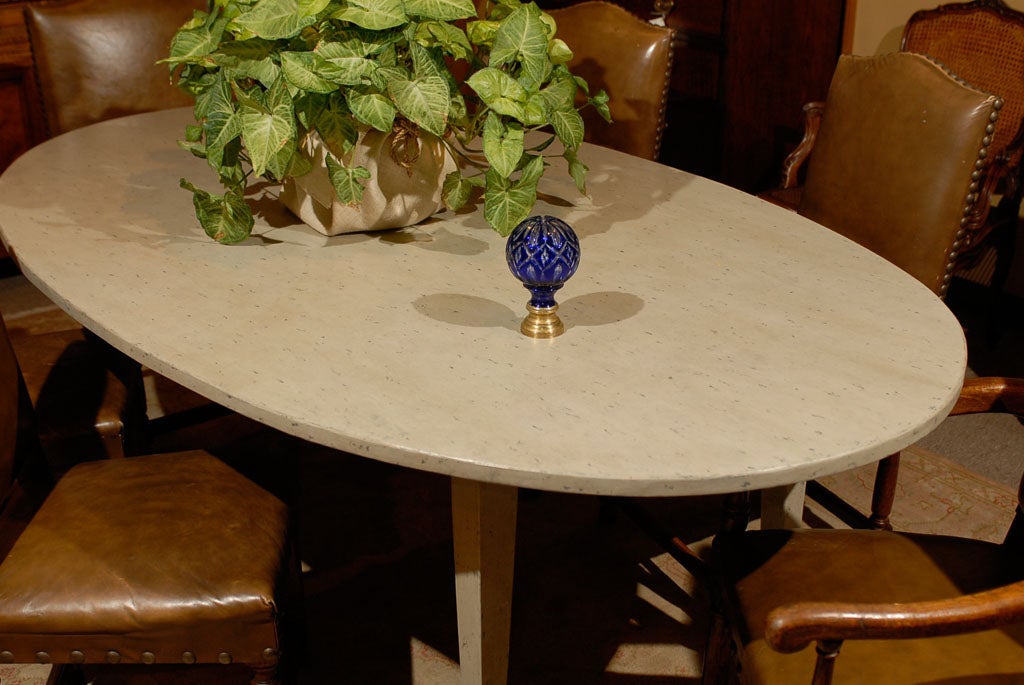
[0,109,967,497]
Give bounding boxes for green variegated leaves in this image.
[170,0,605,241]
[180,180,254,244]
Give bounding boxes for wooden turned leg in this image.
[700,610,735,685]
[811,640,842,685]
[721,491,751,534]
[870,453,900,531]
[249,663,279,685]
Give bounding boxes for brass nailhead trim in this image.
[182,651,196,664]
[142,651,156,665]
[262,647,279,661]
[0,651,13,663]
[106,650,121,664]
[70,651,85,664]
[218,652,232,665]
[35,651,50,664]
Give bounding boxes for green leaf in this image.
[388,74,449,136]
[230,0,318,39]
[409,41,446,81]
[414,21,473,61]
[465,67,526,119]
[441,169,481,210]
[215,38,282,86]
[315,105,359,155]
[325,154,372,204]
[564,147,587,194]
[516,152,544,187]
[550,107,583,150]
[537,71,577,112]
[346,86,397,131]
[239,78,296,176]
[466,20,499,47]
[202,73,244,167]
[180,179,255,244]
[482,112,523,178]
[332,0,407,30]
[316,52,379,85]
[547,37,572,65]
[281,51,337,92]
[164,16,228,64]
[590,89,611,123]
[483,169,536,236]
[298,0,332,16]
[404,0,475,20]
[490,3,549,90]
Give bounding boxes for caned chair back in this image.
[902,0,1024,169]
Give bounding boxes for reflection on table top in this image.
[0,108,966,496]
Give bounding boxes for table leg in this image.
[451,478,519,685]
[760,482,806,528]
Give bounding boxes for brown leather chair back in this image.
[547,1,674,160]
[25,0,204,136]
[902,0,1024,169]
[798,52,1000,297]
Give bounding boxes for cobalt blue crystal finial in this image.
[505,215,581,338]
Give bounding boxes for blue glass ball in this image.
[505,216,581,308]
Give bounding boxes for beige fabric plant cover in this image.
[280,126,456,236]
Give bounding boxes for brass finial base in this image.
[521,303,564,338]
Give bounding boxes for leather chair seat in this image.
[0,450,287,667]
[717,528,1024,683]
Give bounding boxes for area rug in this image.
[813,444,1017,541]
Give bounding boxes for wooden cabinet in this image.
[0,1,44,175]
[540,0,846,194]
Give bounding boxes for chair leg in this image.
[721,491,751,534]
[869,453,900,531]
[249,663,280,685]
[701,610,737,685]
[811,640,842,685]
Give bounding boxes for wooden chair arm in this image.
[779,102,826,189]
[765,578,1024,653]
[951,377,1024,416]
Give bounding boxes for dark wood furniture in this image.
[0,1,44,175]
[537,0,846,192]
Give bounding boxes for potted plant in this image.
[164,0,609,244]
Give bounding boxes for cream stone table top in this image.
[0,109,967,684]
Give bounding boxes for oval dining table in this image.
[0,108,966,684]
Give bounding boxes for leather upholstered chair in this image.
[858,0,1024,533]
[546,1,675,160]
[763,1,1024,291]
[25,0,203,137]
[701,377,1024,684]
[8,0,208,469]
[756,53,1001,533]
[0,311,295,684]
